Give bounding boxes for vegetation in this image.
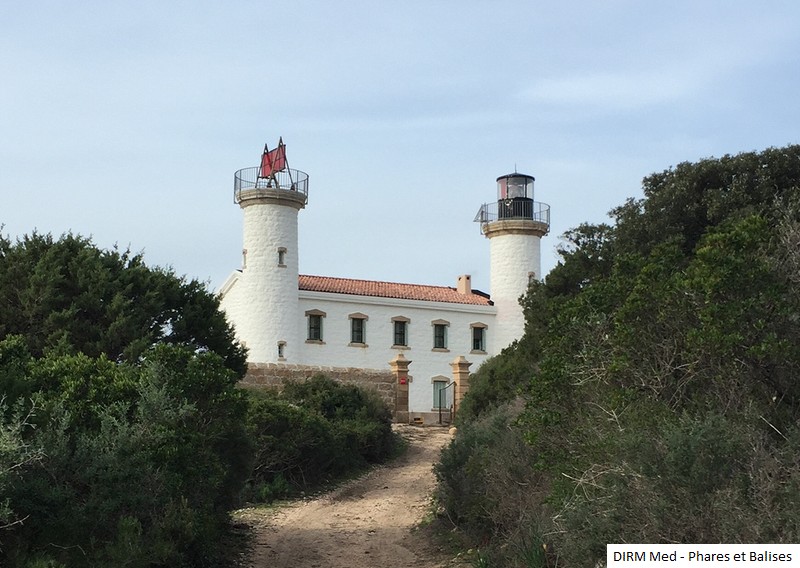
[436,145,800,566]
[0,233,395,567]
[242,375,395,503]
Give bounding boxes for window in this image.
[433,324,447,348]
[349,312,368,345]
[433,379,449,409]
[391,316,410,348]
[308,315,322,340]
[431,319,449,350]
[277,341,286,359]
[352,318,365,343]
[305,309,326,342]
[471,323,487,353]
[277,247,287,267]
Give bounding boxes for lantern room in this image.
[496,173,534,200]
[474,171,550,228]
[496,173,534,220]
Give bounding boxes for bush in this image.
[0,343,249,568]
[243,375,395,502]
[0,398,41,533]
[281,375,394,465]
[553,413,800,566]
[436,401,550,566]
[243,394,338,494]
[455,347,529,425]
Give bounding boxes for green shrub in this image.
[552,412,800,566]
[281,375,394,466]
[244,394,338,493]
[0,343,249,568]
[436,401,549,565]
[243,376,395,502]
[456,341,536,425]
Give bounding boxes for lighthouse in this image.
[229,141,308,362]
[475,172,550,353]
[218,148,548,421]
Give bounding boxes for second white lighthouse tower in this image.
[475,173,550,353]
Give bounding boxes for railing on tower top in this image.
[233,167,309,204]
[473,199,551,227]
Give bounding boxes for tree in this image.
[438,144,800,566]
[0,232,251,567]
[0,232,247,377]
[544,222,616,299]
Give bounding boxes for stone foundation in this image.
[409,410,452,426]
[242,362,396,416]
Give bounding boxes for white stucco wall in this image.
[297,291,496,413]
[235,200,302,362]
[488,230,541,353]
[218,271,244,338]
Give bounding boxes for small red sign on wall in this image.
[399,377,407,385]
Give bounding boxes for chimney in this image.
[457,274,472,295]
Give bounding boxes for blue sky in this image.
[2,1,799,295]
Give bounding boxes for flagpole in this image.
[281,138,294,189]
[269,141,280,188]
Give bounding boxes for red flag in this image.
[260,141,286,177]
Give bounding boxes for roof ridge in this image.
[300,274,459,290]
[298,274,493,306]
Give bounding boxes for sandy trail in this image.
[237,425,458,568]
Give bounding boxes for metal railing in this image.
[234,166,309,204]
[474,199,550,226]
[438,382,455,425]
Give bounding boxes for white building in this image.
[219,155,549,422]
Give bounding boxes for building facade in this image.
[219,156,549,422]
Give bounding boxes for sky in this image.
[2,1,799,295]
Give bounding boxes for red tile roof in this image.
[299,275,493,306]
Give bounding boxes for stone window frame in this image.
[277,247,287,267]
[305,309,326,344]
[470,322,488,354]
[391,316,410,349]
[431,319,450,352]
[349,312,368,347]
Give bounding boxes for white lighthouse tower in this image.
[228,143,308,362]
[475,173,549,353]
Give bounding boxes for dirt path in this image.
[236,425,461,568]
